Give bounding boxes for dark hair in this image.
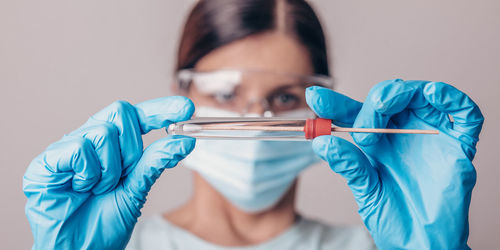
[176,0,329,76]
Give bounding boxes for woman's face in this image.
[186,32,316,116]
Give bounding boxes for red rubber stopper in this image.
[304,118,332,139]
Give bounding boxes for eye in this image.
[213,92,236,104]
[270,93,300,111]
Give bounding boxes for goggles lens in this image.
[177,69,333,115]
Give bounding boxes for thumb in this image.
[121,135,195,209]
[306,86,363,127]
[312,135,380,208]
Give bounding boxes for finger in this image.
[84,96,195,175]
[23,137,101,193]
[85,100,143,172]
[70,123,122,195]
[135,96,195,134]
[423,82,484,141]
[352,79,425,146]
[312,135,380,206]
[305,86,363,127]
[121,135,195,208]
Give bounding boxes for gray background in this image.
[1,0,498,249]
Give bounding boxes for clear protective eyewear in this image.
[176,68,334,117]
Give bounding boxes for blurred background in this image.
[1,0,498,249]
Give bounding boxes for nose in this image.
[244,99,273,117]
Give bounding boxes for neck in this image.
[164,172,298,246]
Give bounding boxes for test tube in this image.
[166,117,439,141]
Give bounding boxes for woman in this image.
[23,0,483,249]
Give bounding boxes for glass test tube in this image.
[167,117,310,141]
[166,117,439,141]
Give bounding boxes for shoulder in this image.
[126,215,175,250]
[296,217,376,250]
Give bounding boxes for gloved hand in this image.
[23,96,195,249]
[306,80,483,249]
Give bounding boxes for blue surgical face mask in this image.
[183,106,319,213]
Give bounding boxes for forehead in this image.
[194,32,314,76]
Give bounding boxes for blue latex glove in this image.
[306,80,483,249]
[23,97,195,249]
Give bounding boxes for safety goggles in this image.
[176,68,333,116]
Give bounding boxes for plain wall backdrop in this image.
[1,0,499,249]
